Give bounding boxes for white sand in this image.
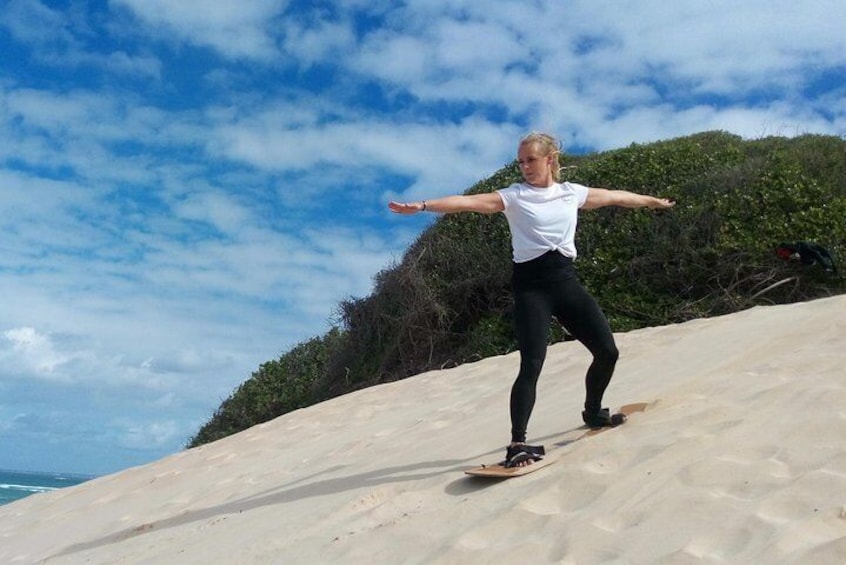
[2,296,845,564]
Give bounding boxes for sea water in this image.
[0,469,93,506]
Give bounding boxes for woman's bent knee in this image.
[596,343,619,365]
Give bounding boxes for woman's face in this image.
[517,142,554,187]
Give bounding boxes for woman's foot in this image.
[582,408,626,429]
[505,443,545,468]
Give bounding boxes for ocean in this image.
[0,469,94,506]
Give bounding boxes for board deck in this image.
[465,402,648,478]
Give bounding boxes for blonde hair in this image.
[519,132,563,181]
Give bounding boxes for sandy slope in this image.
[1,296,845,564]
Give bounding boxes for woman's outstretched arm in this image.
[389,192,504,215]
[583,188,675,210]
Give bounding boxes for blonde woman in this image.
[389,133,674,467]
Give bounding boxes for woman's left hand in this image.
[648,197,676,209]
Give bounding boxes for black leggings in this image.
[510,251,619,443]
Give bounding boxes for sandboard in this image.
[464,402,648,478]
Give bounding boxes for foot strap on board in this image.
[582,408,627,429]
[504,444,546,468]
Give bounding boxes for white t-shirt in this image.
[496,182,590,263]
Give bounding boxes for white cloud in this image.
[113,0,289,61]
[2,0,74,46]
[1,327,76,379]
[171,190,255,236]
[280,17,356,67]
[116,419,181,450]
[1,0,162,79]
[337,1,845,151]
[0,326,184,391]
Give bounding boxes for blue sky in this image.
[1,0,843,476]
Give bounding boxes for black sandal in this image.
[504,443,545,468]
[582,407,627,429]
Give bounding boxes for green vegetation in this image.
[187,131,845,448]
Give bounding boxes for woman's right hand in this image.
[388,201,424,214]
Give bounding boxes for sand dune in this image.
[2,296,845,564]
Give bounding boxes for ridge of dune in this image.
[2,297,845,564]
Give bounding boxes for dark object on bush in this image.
[777,242,838,274]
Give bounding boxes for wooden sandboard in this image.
[464,402,648,478]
